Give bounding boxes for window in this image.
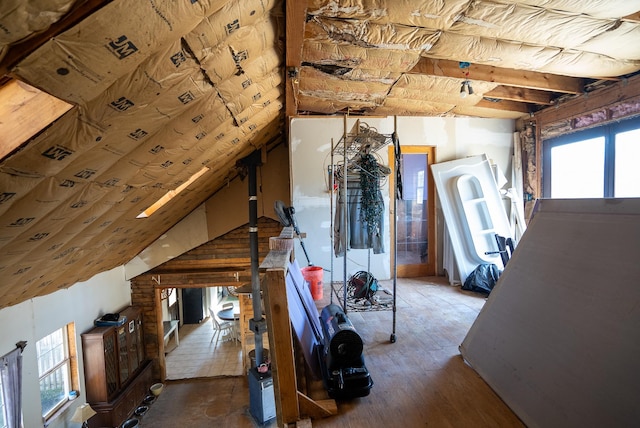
[543,117,640,198]
[36,324,77,420]
[549,136,605,198]
[136,166,209,218]
[614,128,640,197]
[0,79,72,160]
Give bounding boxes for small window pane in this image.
[398,153,429,265]
[615,129,640,197]
[39,366,69,417]
[36,330,65,374]
[550,137,605,198]
[37,328,71,418]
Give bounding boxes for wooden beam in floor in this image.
[297,392,337,419]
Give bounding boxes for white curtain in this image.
[1,347,23,428]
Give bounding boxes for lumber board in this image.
[264,266,300,425]
[297,392,337,419]
[260,250,292,270]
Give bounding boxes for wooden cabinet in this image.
[82,306,151,427]
[89,362,152,428]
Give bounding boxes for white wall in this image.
[124,142,290,280]
[395,116,515,167]
[0,266,130,428]
[289,116,515,282]
[125,204,209,280]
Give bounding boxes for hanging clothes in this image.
[334,178,385,257]
[333,153,389,257]
[393,132,403,200]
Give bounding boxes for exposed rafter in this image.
[483,86,554,105]
[285,0,306,119]
[409,58,585,95]
[476,98,530,114]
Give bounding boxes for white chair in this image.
[209,308,235,345]
[219,302,240,344]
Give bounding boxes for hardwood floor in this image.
[139,277,524,427]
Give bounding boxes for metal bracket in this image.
[249,318,268,335]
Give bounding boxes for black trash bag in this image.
[462,263,501,294]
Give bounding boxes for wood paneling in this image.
[534,72,640,134]
[130,217,283,380]
[148,217,282,275]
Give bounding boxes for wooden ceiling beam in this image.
[285,0,307,118]
[475,98,530,114]
[410,58,585,94]
[483,85,554,105]
[143,272,253,287]
[535,72,640,125]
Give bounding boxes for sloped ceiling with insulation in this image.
[0,0,284,308]
[296,0,640,117]
[1,0,640,309]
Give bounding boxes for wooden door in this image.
[389,145,436,277]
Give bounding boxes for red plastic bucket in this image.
[301,266,323,300]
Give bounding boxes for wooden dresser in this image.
[81,306,152,427]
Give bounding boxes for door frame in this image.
[388,145,437,277]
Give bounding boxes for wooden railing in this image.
[260,228,337,426]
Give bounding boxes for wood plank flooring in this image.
[138,277,524,427]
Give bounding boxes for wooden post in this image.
[261,249,300,425]
[260,228,338,425]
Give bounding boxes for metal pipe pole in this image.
[330,138,334,305]
[342,115,348,313]
[246,150,264,365]
[391,117,398,343]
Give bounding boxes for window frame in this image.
[542,116,640,198]
[36,323,78,421]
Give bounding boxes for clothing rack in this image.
[329,118,398,343]
[332,120,392,159]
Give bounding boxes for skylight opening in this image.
[136,166,210,218]
[0,79,72,160]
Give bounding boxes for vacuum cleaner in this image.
[319,304,373,399]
